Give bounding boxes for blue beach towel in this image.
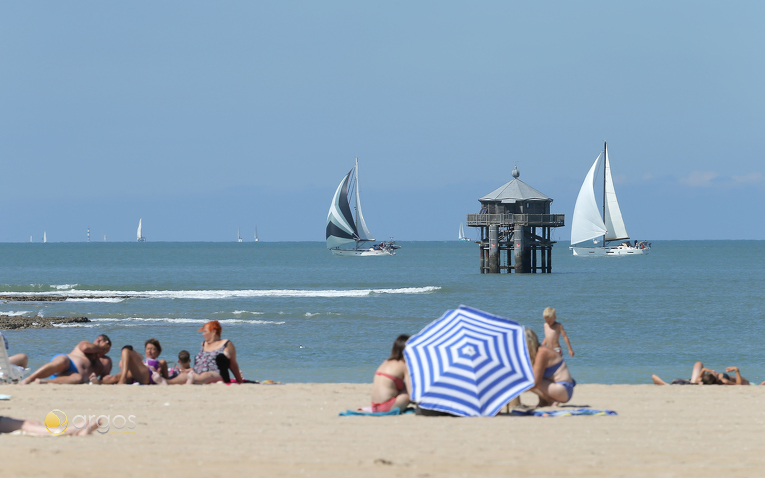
[339,407,415,417]
[510,408,617,417]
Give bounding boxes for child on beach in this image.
[541,307,574,357]
[168,350,191,379]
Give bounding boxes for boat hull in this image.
[330,248,394,256]
[571,245,650,256]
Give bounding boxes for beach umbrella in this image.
[404,305,534,417]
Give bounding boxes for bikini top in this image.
[376,372,405,391]
[543,360,564,379]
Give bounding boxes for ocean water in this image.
[1,241,763,384]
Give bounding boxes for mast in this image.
[603,141,607,244]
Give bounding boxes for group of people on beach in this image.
[11,320,243,386]
[368,307,577,413]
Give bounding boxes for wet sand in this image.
[1,383,764,477]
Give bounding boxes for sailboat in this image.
[254,226,259,242]
[326,158,397,256]
[137,219,146,242]
[570,142,651,256]
[458,223,471,242]
[43,232,47,243]
[237,227,243,243]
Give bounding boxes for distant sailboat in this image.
[237,227,243,243]
[137,219,146,242]
[254,226,259,242]
[43,232,47,243]
[326,158,397,256]
[458,223,471,242]
[570,142,650,256]
[29,235,33,243]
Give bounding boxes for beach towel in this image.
[0,394,11,400]
[339,407,416,417]
[510,408,617,417]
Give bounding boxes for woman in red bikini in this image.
[371,334,411,412]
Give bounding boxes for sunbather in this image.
[143,338,169,379]
[0,415,98,436]
[163,321,243,384]
[20,335,112,384]
[525,329,576,406]
[652,361,751,385]
[371,334,411,412]
[94,345,163,385]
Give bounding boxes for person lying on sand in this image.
[160,321,243,385]
[526,329,576,406]
[20,335,112,385]
[0,415,98,436]
[652,361,751,385]
[371,334,411,412]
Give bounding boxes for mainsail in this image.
[571,153,607,245]
[603,143,629,241]
[353,158,375,242]
[137,219,143,240]
[326,170,358,250]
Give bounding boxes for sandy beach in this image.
[1,383,764,477]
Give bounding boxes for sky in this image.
[1,1,763,242]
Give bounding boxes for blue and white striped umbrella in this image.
[404,305,534,417]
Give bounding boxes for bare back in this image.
[543,322,562,349]
[371,359,408,404]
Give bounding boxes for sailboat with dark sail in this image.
[326,158,397,256]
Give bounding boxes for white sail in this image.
[353,159,375,242]
[137,219,143,240]
[254,226,259,242]
[571,153,607,245]
[326,170,358,250]
[603,143,629,241]
[43,231,47,243]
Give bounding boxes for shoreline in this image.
[1,383,764,477]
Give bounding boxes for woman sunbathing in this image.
[370,334,411,412]
[525,328,576,406]
[161,320,243,384]
[652,361,751,385]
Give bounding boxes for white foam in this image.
[0,286,441,300]
[66,298,124,303]
[91,317,285,325]
[52,284,78,290]
[231,310,264,315]
[0,311,30,317]
[304,312,319,317]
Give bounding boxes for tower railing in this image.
[466,213,565,227]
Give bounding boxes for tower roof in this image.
[479,178,551,203]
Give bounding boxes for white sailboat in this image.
[43,232,47,243]
[458,223,471,242]
[570,142,650,256]
[137,219,146,242]
[254,226,259,242]
[326,158,397,256]
[237,227,243,242]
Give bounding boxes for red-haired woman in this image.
[163,320,243,385]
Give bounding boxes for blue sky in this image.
[1,2,762,242]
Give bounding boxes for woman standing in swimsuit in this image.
[526,329,576,407]
[370,334,411,412]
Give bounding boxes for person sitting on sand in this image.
[21,335,112,384]
[526,328,576,406]
[371,334,411,413]
[652,361,751,385]
[162,321,243,385]
[541,307,574,357]
[0,415,97,436]
[94,344,165,385]
[168,350,191,378]
[3,334,28,369]
[143,338,169,379]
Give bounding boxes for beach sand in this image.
[1,383,764,477]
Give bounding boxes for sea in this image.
[1,241,763,385]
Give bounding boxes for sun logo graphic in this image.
[44,409,69,435]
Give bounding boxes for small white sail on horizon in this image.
[43,232,47,243]
[137,219,146,242]
[458,223,471,242]
[254,226,259,242]
[603,144,629,241]
[237,227,242,242]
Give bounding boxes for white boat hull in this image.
[330,248,395,256]
[571,245,650,256]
